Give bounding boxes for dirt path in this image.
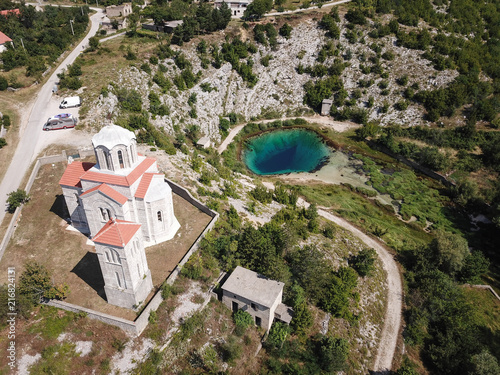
[298,198,402,373]
[217,116,358,154]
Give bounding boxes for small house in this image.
[321,99,333,116]
[0,9,20,17]
[196,137,211,149]
[214,0,250,18]
[221,266,293,331]
[164,20,183,33]
[0,31,12,53]
[105,3,132,18]
[142,20,183,33]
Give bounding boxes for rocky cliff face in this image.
[88,15,458,142]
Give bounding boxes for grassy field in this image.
[463,287,500,358]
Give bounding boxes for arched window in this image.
[100,208,112,221]
[157,211,162,222]
[105,151,112,170]
[115,272,122,288]
[118,150,124,169]
[105,252,110,262]
[111,249,121,264]
[137,264,141,278]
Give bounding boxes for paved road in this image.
[0,7,103,224]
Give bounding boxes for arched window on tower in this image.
[110,249,121,264]
[105,151,112,170]
[116,272,122,288]
[100,207,107,221]
[100,208,112,221]
[157,211,163,222]
[118,150,124,169]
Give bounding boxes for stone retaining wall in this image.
[366,140,455,187]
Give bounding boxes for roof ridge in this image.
[111,218,126,247]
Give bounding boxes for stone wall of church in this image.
[96,237,153,309]
[61,186,89,232]
[81,196,130,237]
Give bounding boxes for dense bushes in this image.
[142,1,231,46]
[0,5,89,75]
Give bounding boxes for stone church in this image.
[59,124,180,309]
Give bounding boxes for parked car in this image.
[43,113,78,130]
[59,96,81,109]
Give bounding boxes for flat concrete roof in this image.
[222,266,284,308]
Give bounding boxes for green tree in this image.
[0,76,8,91]
[243,0,273,19]
[26,56,46,77]
[279,23,292,39]
[459,251,490,284]
[349,248,377,277]
[18,262,66,304]
[88,36,99,51]
[289,284,313,336]
[469,351,500,375]
[7,189,29,213]
[317,335,349,372]
[432,230,470,276]
[266,322,290,348]
[0,138,6,149]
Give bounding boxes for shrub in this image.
[349,248,377,277]
[0,138,6,149]
[2,115,10,127]
[0,76,8,90]
[116,88,142,112]
[266,322,290,348]
[279,23,292,39]
[233,309,254,330]
[221,335,242,364]
[7,189,29,213]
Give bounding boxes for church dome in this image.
[92,124,135,150]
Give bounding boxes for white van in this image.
[59,96,81,109]
[43,113,78,130]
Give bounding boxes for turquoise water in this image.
[243,129,330,175]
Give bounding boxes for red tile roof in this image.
[81,157,156,187]
[92,219,141,247]
[0,31,12,44]
[0,9,20,17]
[134,173,163,199]
[80,183,128,205]
[59,162,96,188]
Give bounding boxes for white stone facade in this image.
[60,124,180,309]
[94,223,153,309]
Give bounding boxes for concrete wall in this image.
[45,300,138,335]
[222,292,273,331]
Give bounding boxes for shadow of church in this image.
[71,252,107,301]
